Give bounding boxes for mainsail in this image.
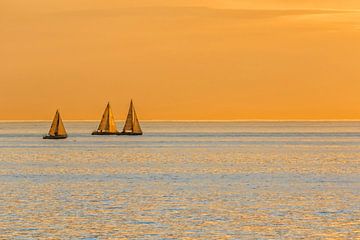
[122,100,142,134]
[48,110,67,136]
[96,102,118,133]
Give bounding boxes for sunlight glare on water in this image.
[0,121,359,239]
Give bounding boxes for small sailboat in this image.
[43,110,68,139]
[120,100,143,135]
[92,102,120,135]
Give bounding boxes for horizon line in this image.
[2,119,360,122]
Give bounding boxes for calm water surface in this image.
[0,121,359,239]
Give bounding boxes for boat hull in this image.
[43,135,67,139]
[118,132,143,136]
[91,131,120,135]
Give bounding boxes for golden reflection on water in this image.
[0,122,359,239]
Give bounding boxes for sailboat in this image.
[120,100,143,135]
[92,102,120,135]
[43,110,68,139]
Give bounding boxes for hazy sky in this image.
[1,0,360,120]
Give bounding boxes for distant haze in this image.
[1,0,360,120]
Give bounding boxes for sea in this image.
[0,121,359,239]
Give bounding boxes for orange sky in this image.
[1,1,360,120]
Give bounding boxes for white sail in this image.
[97,103,118,133]
[98,105,109,131]
[132,108,142,134]
[123,101,134,132]
[122,100,142,134]
[48,110,59,136]
[48,110,67,136]
[57,113,67,136]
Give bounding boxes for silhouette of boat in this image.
[43,110,68,139]
[92,102,120,135]
[119,100,143,135]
